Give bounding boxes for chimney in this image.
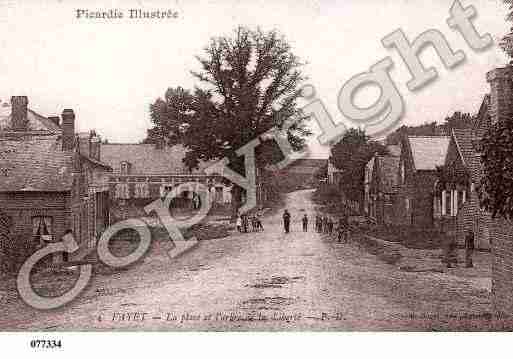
[48,116,60,127]
[10,96,28,131]
[61,109,76,151]
[155,138,165,150]
[486,64,513,126]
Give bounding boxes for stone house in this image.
[367,155,400,225]
[0,97,112,264]
[393,135,450,227]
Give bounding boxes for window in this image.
[445,191,451,216]
[400,162,405,184]
[32,216,53,245]
[215,187,223,203]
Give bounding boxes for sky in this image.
[0,0,509,158]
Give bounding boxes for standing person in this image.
[236,215,242,232]
[328,217,334,235]
[315,215,321,233]
[302,214,308,232]
[323,216,328,233]
[256,216,264,232]
[283,209,291,234]
[465,231,475,268]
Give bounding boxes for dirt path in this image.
[1,190,494,330]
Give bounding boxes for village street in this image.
[1,190,493,331]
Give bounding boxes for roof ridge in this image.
[408,135,449,138]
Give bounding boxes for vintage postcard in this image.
[1,0,513,351]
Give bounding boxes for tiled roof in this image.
[452,128,483,182]
[0,137,73,192]
[409,136,450,170]
[100,143,212,175]
[377,156,400,193]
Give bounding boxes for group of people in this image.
[282,210,351,242]
[236,213,264,233]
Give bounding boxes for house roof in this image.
[0,103,62,134]
[0,137,73,192]
[451,128,483,182]
[376,156,400,193]
[286,158,327,174]
[100,143,212,175]
[408,136,450,171]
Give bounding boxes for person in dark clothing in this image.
[302,214,308,232]
[445,236,458,268]
[465,231,475,268]
[328,217,334,235]
[283,210,291,234]
[315,215,321,233]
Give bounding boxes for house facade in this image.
[393,135,450,227]
[0,97,112,266]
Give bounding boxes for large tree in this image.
[146,26,311,216]
[330,128,388,202]
[480,121,513,220]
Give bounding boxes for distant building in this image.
[394,135,450,227]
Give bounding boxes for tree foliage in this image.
[329,128,388,201]
[146,26,311,213]
[501,0,513,57]
[385,112,473,145]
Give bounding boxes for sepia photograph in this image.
[1,0,513,355]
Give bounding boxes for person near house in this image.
[236,215,242,233]
[465,231,475,268]
[283,209,291,234]
[328,217,334,235]
[256,215,264,232]
[315,214,321,233]
[302,214,308,232]
[338,215,349,243]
